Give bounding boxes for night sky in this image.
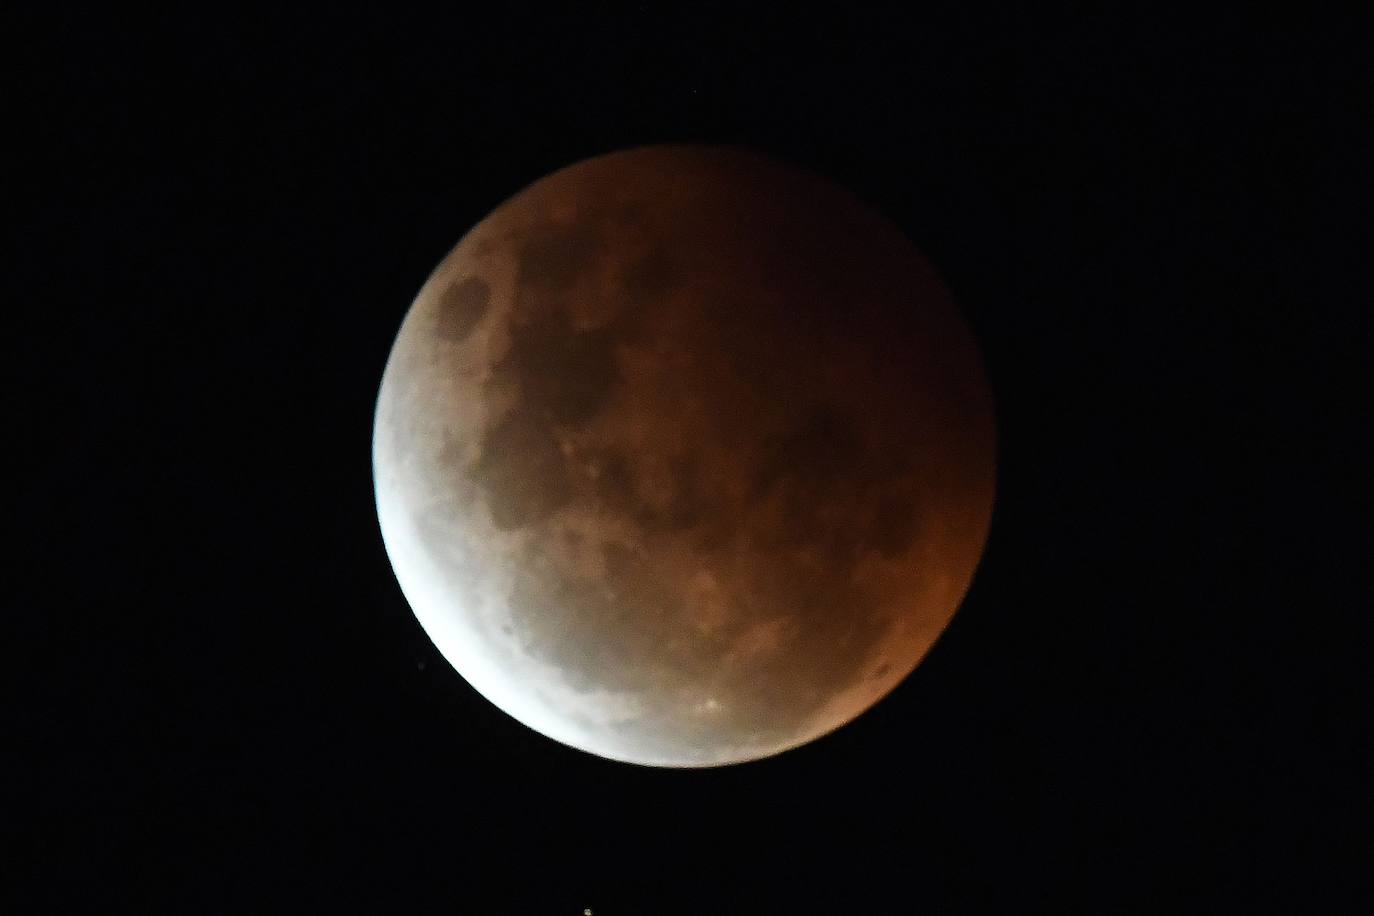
[13,7,1365,912]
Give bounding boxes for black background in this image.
[11,6,1366,912]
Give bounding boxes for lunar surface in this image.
[373,146,996,767]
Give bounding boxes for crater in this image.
[635,455,704,533]
[623,245,677,303]
[869,495,921,558]
[469,407,571,530]
[493,304,619,426]
[752,404,865,497]
[518,220,602,291]
[434,276,491,342]
[590,449,635,506]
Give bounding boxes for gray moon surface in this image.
[373,145,996,767]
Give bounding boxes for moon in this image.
[373,146,995,767]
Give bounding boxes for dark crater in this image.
[468,408,571,530]
[434,276,491,342]
[752,404,865,497]
[634,455,704,533]
[622,244,677,303]
[518,221,603,291]
[589,448,635,507]
[495,302,620,426]
[868,495,921,558]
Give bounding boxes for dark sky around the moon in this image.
[12,6,1365,913]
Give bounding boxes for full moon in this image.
[373,146,995,767]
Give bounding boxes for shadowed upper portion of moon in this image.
[373,145,996,767]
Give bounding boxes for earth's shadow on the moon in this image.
[374,144,996,767]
